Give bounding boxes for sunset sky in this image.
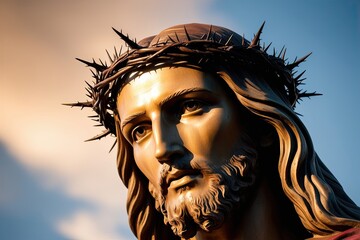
[1,0,359,239]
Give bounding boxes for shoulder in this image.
[308,228,360,240]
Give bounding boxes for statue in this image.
[68,23,360,239]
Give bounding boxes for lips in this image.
[163,169,201,191]
[169,174,200,190]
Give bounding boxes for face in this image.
[117,67,257,237]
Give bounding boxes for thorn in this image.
[89,69,97,78]
[167,35,176,43]
[183,26,191,41]
[294,70,306,81]
[85,129,111,142]
[249,21,265,48]
[206,25,213,40]
[295,111,303,117]
[297,81,305,86]
[62,101,93,109]
[264,42,272,53]
[287,52,312,70]
[98,58,106,67]
[298,91,322,99]
[109,139,117,152]
[85,86,92,93]
[112,27,142,49]
[175,32,180,42]
[282,48,287,60]
[76,58,106,71]
[85,81,92,88]
[114,46,119,58]
[225,34,234,46]
[277,46,285,58]
[105,49,113,62]
[119,45,123,56]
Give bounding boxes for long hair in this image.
[72,23,360,239]
[115,66,360,239]
[218,69,360,236]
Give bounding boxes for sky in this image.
[0,0,359,239]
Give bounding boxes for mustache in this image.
[159,163,201,195]
[159,164,171,194]
[158,154,253,196]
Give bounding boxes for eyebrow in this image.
[120,87,209,131]
[158,87,206,106]
[121,111,146,131]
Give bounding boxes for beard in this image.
[149,148,258,239]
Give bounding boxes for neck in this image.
[190,177,306,240]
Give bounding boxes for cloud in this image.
[57,209,134,240]
[0,0,224,239]
[1,1,360,239]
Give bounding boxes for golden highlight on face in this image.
[116,67,258,237]
[117,67,247,189]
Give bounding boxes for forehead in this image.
[116,67,223,118]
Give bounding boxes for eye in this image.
[131,125,151,142]
[181,99,204,115]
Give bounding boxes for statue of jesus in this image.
[68,23,360,239]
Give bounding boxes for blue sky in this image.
[0,0,359,239]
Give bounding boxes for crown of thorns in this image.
[66,22,319,143]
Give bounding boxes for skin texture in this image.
[116,67,308,239]
[117,67,251,213]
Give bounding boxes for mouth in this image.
[169,174,200,191]
[163,169,202,193]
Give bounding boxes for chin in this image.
[156,154,258,238]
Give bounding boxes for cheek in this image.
[208,109,241,159]
[179,108,235,157]
[133,141,161,186]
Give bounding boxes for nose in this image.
[153,116,184,163]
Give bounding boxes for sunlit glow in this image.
[1,0,359,239]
